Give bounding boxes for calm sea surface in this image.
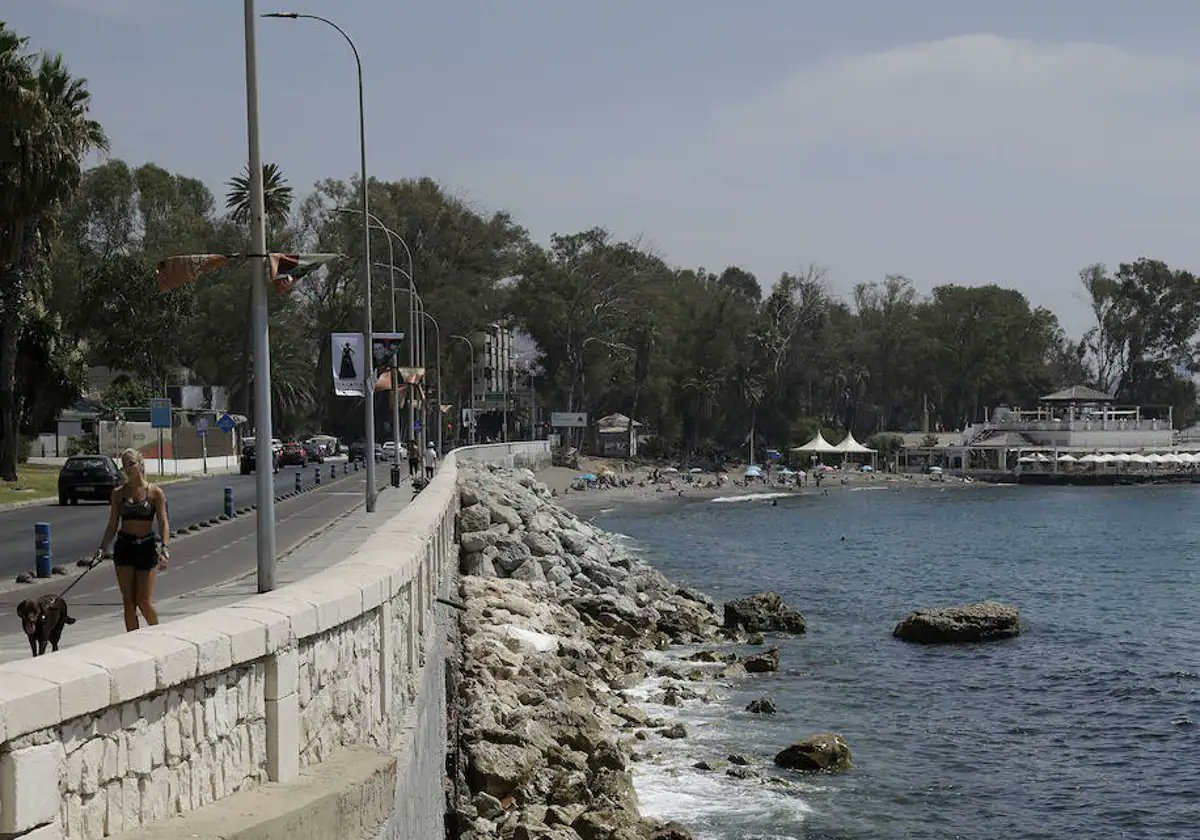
[594,484,1200,840]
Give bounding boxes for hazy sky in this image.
[10,0,1200,336]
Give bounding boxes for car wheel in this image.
[69,494,78,506]
[58,491,67,506]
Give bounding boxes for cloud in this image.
[712,34,1200,193]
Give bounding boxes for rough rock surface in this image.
[745,696,777,715]
[774,733,853,773]
[723,592,807,634]
[452,466,712,840]
[892,601,1021,643]
[742,647,781,673]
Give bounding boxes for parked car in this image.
[307,434,341,456]
[348,440,369,461]
[57,455,123,505]
[279,442,308,467]
[240,442,280,475]
[302,442,325,463]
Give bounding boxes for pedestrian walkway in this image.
[0,477,413,661]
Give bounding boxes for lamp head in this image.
[263,12,299,19]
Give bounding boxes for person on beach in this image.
[407,439,420,477]
[423,442,438,478]
[96,448,170,631]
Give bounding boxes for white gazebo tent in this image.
[834,431,877,470]
[791,431,839,466]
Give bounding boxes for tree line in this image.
[4,22,1199,478]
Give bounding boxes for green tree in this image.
[0,27,106,478]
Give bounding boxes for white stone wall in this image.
[0,443,543,840]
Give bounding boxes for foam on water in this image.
[710,492,797,504]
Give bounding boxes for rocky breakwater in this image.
[451,466,716,840]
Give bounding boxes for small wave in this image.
[851,486,889,492]
[711,492,797,504]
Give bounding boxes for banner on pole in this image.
[331,333,365,397]
[370,332,405,370]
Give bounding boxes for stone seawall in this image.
[0,442,550,840]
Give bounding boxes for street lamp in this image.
[389,286,438,453]
[450,334,476,445]
[265,10,377,512]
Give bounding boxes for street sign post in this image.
[217,413,236,433]
[151,397,171,475]
[550,412,588,428]
[195,416,209,474]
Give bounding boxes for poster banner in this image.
[370,331,405,371]
[331,332,365,397]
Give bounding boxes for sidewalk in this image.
[0,478,412,660]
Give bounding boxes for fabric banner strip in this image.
[156,253,340,293]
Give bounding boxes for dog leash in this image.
[55,552,105,600]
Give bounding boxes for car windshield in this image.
[64,457,111,472]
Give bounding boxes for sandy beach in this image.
[536,457,980,516]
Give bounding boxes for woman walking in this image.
[97,448,170,631]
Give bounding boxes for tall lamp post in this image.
[389,286,435,452]
[265,10,377,512]
[450,334,476,445]
[242,0,276,590]
[372,259,419,471]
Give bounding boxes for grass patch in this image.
[0,464,61,504]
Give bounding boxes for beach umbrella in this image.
[860,464,875,472]
[1160,453,1181,464]
[1095,453,1114,463]
[688,467,703,473]
[577,473,598,481]
[1018,455,1037,464]
[1035,453,1052,463]
[1057,453,1077,462]
[928,465,944,473]
[1112,453,1131,463]
[1174,452,1193,464]
[1129,453,1149,464]
[744,465,763,477]
[778,466,795,475]
[1078,453,1099,463]
[662,467,679,473]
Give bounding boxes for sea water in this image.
[594,484,1200,839]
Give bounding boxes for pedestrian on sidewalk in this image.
[424,442,438,479]
[97,448,171,631]
[407,439,421,477]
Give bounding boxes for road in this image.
[0,464,398,659]
[0,459,372,579]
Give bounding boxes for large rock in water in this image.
[893,601,1021,643]
[723,592,807,634]
[774,733,852,773]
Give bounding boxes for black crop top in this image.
[119,494,155,521]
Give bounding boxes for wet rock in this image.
[686,650,736,663]
[726,753,750,765]
[893,601,1021,643]
[649,822,696,840]
[691,759,726,772]
[725,766,758,779]
[742,647,780,673]
[746,632,765,645]
[660,723,687,739]
[774,733,852,773]
[723,592,807,634]
[746,696,777,715]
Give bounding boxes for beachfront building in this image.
[594,412,651,457]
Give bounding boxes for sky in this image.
[9,0,1200,337]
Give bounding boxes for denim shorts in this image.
[113,532,159,571]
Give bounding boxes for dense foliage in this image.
[4,22,1199,476]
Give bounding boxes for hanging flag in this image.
[156,252,340,293]
[397,367,425,384]
[331,332,365,397]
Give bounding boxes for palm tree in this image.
[225,162,292,231]
[0,30,106,478]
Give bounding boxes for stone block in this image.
[244,592,320,640]
[140,766,172,825]
[127,720,152,775]
[80,790,105,838]
[110,632,198,691]
[22,820,65,840]
[153,617,233,676]
[0,741,65,833]
[265,694,299,783]
[265,648,299,701]
[121,775,140,828]
[208,613,269,664]
[225,604,294,653]
[104,779,123,835]
[72,641,157,705]
[1,655,110,723]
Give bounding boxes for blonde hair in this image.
[119,448,145,476]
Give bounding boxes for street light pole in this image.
[451,334,475,445]
[266,10,376,512]
[243,0,276,591]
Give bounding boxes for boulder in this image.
[511,558,548,584]
[460,484,482,507]
[649,822,696,840]
[463,550,498,578]
[893,601,1021,643]
[660,723,687,739]
[494,536,534,573]
[774,733,852,773]
[723,592,807,634]
[742,647,780,673]
[490,502,525,529]
[524,531,562,556]
[467,741,537,797]
[459,503,492,533]
[745,696,777,715]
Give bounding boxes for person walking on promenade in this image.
[423,442,438,479]
[96,448,170,631]
[407,439,421,477]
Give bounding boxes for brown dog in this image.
[16,595,76,657]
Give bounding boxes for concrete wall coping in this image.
[0,443,549,744]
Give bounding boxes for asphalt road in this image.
[0,464,397,657]
[0,459,372,579]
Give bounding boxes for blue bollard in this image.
[314,465,321,486]
[224,487,234,518]
[329,464,335,482]
[34,522,51,578]
[295,471,302,493]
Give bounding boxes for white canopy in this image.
[1112,453,1131,463]
[1078,453,1101,463]
[834,432,876,454]
[1018,455,1037,464]
[1095,453,1114,463]
[1175,453,1194,463]
[1160,453,1181,464]
[1057,453,1077,462]
[791,431,839,453]
[1129,453,1150,464]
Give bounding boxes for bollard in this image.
[224,486,234,518]
[343,461,348,476]
[35,522,51,578]
[295,471,302,493]
[314,465,321,486]
[329,464,335,482]
[390,464,401,488]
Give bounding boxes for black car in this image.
[239,443,280,475]
[58,455,123,505]
[302,442,325,463]
[348,440,369,462]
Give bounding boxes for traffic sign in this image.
[413,420,422,431]
[150,397,171,429]
[216,413,236,433]
[195,416,209,435]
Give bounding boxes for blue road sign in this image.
[150,397,171,429]
[195,416,209,436]
[216,413,236,433]
[413,420,422,431]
